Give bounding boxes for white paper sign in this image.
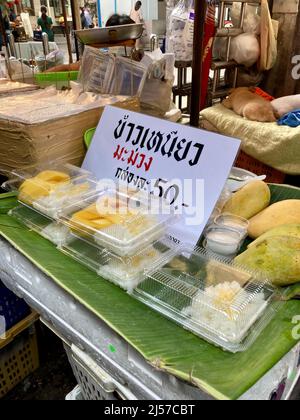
[83,106,241,246]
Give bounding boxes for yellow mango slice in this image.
[35,170,70,184]
[19,179,52,204]
[19,170,71,205]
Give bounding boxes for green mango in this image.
[235,236,300,287]
[249,224,300,248]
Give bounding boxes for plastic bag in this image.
[183,5,195,59]
[167,0,193,61]
[230,33,260,68]
[140,49,175,114]
[9,58,35,83]
[78,47,114,94]
[0,56,8,79]
[36,50,64,72]
[214,33,260,68]
[271,94,300,118]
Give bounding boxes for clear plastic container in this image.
[203,205,221,233]
[9,205,72,247]
[59,189,178,257]
[132,246,281,353]
[2,162,98,219]
[214,213,249,238]
[60,235,177,292]
[203,226,243,257]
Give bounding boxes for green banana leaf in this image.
[0,185,299,400]
[269,183,300,204]
[0,192,18,215]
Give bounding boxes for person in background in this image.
[37,6,54,42]
[9,9,17,24]
[58,15,66,37]
[80,7,87,29]
[0,14,10,51]
[84,6,94,29]
[11,15,22,42]
[130,1,144,50]
[130,1,143,24]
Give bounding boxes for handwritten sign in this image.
[83,106,241,245]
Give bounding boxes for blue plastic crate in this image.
[0,282,30,332]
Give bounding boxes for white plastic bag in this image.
[271,95,300,118]
[230,33,260,67]
[167,0,193,61]
[183,6,195,58]
[9,58,34,83]
[140,49,175,114]
[213,33,260,67]
[0,56,8,79]
[36,50,64,72]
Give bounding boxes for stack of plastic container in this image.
[3,165,179,292]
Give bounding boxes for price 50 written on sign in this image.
[150,178,188,210]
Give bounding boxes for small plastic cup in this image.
[214,213,249,239]
[204,227,243,257]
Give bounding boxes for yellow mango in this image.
[249,224,300,248]
[70,215,112,235]
[248,200,300,239]
[222,181,271,220]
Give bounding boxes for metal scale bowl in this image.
[75,23,143,48]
